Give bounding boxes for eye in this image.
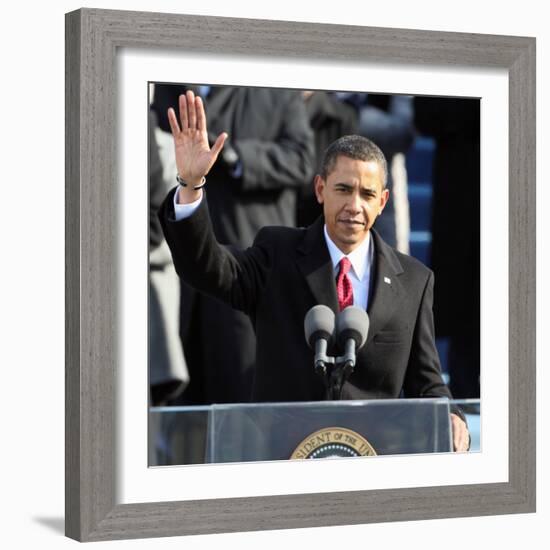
[361,190,377,199]
[335,185,351,193]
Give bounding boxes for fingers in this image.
[453,429,466,452]
[460,429,470,452]
[187,90,197,130]
[195,95,206,132]
[167,107,180,137]
[451,414,470,452]
[451,415,460,451]
[176,90,203,132]
[211,132,228,158]
[178,94,188,131]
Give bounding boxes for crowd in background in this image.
[147,83,480,412]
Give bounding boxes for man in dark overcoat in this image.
[159,90,469,451]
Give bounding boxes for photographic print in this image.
[147,82,480,466]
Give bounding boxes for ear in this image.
[378,189,390,215]
[314,175,325,204]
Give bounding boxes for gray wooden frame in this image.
[65,8,536,542]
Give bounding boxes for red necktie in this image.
[336,257,354,311]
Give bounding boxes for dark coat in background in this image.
[149,109,166,251]
[336,93,415,248]
[159,192,454,404]
[148,109,189,405]
[152,85,315,404]
[414,97,480,398]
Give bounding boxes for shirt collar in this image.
[323,225,372,281]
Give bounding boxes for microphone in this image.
[304,305,335,376]
[336,306,369,373]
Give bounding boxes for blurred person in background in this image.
[414,96,480,399]
[336,92,415,253]
[149,107,189,406]
[151,84,314,405]
[148,106,190,465]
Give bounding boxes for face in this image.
[315,155,389,254]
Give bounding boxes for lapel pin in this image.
[384,277,391,285]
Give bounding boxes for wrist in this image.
[175,185,202,205]
[176,174,206,189]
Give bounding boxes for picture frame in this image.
[65,8,535,542]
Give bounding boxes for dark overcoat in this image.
[160,192,453,403]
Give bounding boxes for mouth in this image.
[337,218,366,227]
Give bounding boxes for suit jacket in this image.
[159,189,453,403]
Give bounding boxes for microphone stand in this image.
[316,339,356,401]
[328,366,343,400]
[337,339,356,399]
[313,339,335,400]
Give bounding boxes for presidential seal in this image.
[290,427,377,459]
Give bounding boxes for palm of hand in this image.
[174,129,214,182]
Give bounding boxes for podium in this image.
[150,398,479,466]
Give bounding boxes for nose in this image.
[345,191,362,213]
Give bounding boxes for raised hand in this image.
[167,90,227,200]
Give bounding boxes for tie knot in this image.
[339,257,352,276]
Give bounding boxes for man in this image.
[159,90,469,452]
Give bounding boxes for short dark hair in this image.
[320,135,388,187]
